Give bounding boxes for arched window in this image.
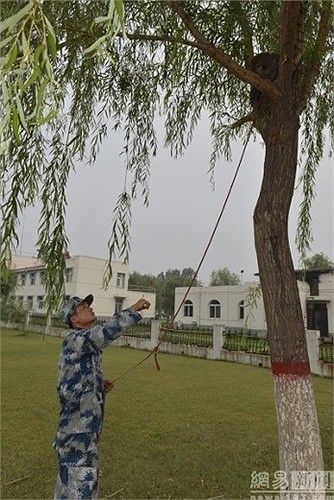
[209,300,221,318]
[239,300,245,320]
[184,300,193,317]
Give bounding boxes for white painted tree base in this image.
[273,374,325,500]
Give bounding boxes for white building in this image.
[11,254,156,319]
[174,269,334,336]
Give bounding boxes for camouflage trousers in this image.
[53,432,99,499]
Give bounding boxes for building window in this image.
[66,268,73,283]
[116,273,125,288]
[37,296,44,309]
[39,271,45,284]
[17,296,24,305]
[20,273,26,286]
[30,273,36,285]
[184,300,193,317]
[209,300,221,319]
[27,296,34,309]
[239,300,245,320]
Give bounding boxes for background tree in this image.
[159,268,200,316]
[129,268,200,317]
[209,267,241,286]
[0,270,26,322]
[0,270,17,300]
[129,271,162,314]
[303,252,334,270]
[1,0,333,485]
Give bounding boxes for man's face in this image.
[71,301,96,327]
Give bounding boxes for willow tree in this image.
[1,0,333,486]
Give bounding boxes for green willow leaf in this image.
[0,1,34,35]
[2,42,18,72]
[14,95,28,131]
[34,109,58,124]
[11,103,21,143]
[0,35,13,51]
[21,67,41,91]
[44,16,57,60]
[83,35,108,55]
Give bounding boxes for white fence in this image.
[1,319,332,378]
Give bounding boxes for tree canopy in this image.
[209,267,241,286]
[129,267,200,316]
[1,0,333,480]
[303,252,334,270]
[1,0,332,311]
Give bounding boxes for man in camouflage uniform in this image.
[53,294,150,499]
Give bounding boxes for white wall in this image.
[174,282,267,331]
[174,277,332,334]
[11,254,156,319]
[318,272,334,333]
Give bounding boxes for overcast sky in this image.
[18,118,333,285]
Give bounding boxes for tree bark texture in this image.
[273,376,325,498]
[253,102,324,481]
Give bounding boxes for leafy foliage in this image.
[0,270,27,322]
[1,0,333,313]
[209,267,241,286]
[0,270,17,299]
[302,252,333,270]
[129,267,200,316]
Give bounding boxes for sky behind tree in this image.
[17,118,332,285]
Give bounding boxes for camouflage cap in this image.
[61,294,94,326]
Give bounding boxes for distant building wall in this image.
[318,272,334,333]
[174,274,333,335]
[11,254,156,319]
[174,282,267,331]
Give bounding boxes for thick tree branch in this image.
[167,0,281,98]
[298,1,333,113]
[230,112,255,130]
[278,0,304,88]
[167,0,209,46]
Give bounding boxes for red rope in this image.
[112,128,252,383]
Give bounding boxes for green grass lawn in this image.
[1,328,333,499]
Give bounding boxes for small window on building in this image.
[20,273,26,286]
[37,296,44,309]
[184,300,193,317]
[39,271,45,284]
[66,268,73,283]
[239,300,245,320]
[27,296,34,309]
[30,273,36,285]
[209,300,221,318]
[116,273,126,288]
[17,296,24,305]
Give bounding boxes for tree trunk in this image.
[253,102,324,496]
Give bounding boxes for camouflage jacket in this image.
[54,309,141,442]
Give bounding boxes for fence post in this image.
[44,312,52,336]
[150,320,160,350]
[208,324,225,360]
[222,327,227,348]
[24,310,30,331]
[305,330,321,375]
